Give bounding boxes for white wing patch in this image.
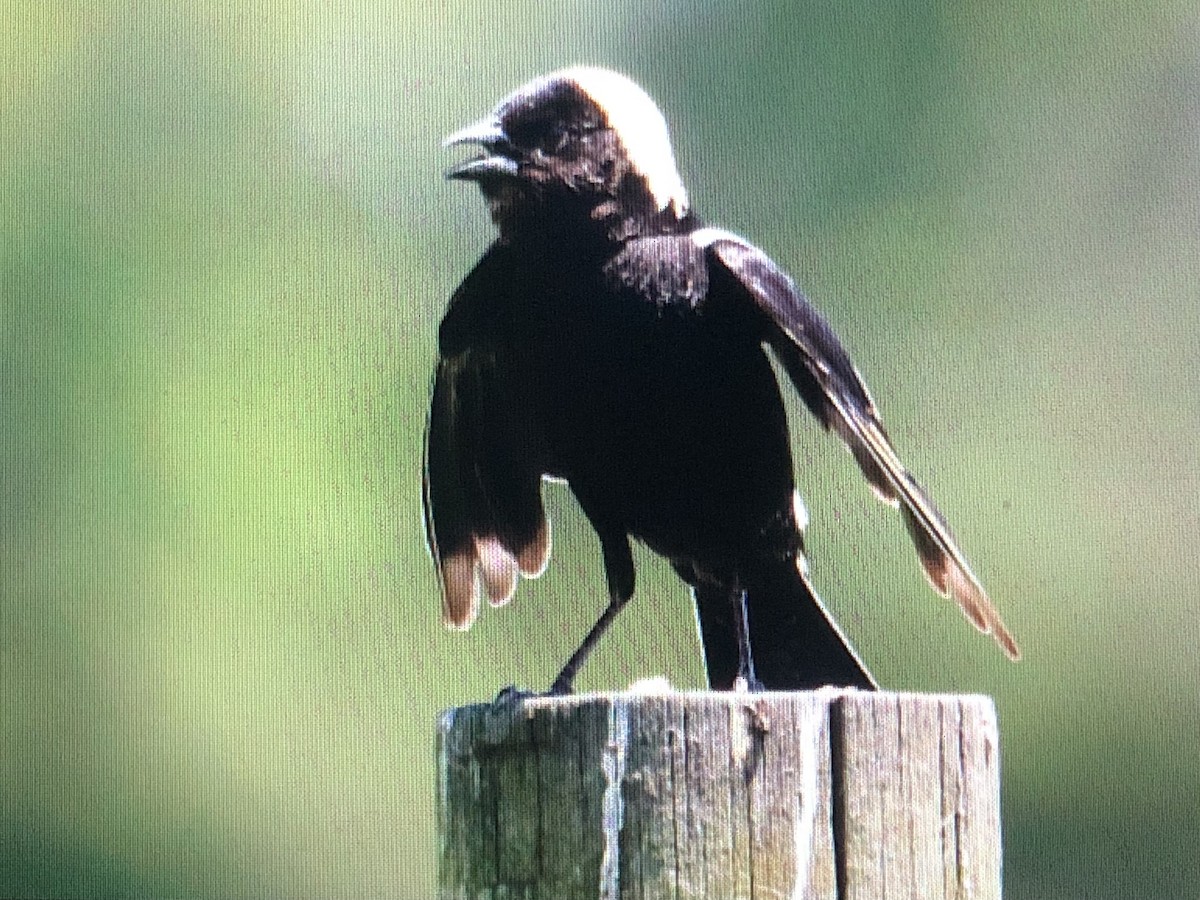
[691,226,750,250]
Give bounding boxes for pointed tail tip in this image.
[475,536,519,607]
[946,564,1020,662]
[994,624,1021,661]
[515,520,552,578]
[440,551,481,630]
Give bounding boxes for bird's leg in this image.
[549,531,635,695]
[549,593,630,694]
[492,684,536,705]
[732,585,766,692]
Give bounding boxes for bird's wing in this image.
[423,247,550,629]
[697,228,1019,660]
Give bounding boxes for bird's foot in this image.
[492,684,538,706]
[493,676,577,703]
[733,674,768,693]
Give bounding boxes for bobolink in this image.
[424,67,1018,693]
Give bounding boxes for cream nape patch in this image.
[560,66,690,217]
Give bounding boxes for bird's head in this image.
[444,67,691,241]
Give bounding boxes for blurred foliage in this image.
[2,2,1198,897]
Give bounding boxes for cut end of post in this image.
[436,690,1004,900]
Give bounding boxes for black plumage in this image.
[423,67,1018,693]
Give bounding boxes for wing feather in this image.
[423,352,551,628]
[698,228,1019,660]
[423,246,552,629]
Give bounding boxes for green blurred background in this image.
[3,2,1198,897]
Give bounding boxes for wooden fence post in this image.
[436,690,1002,899]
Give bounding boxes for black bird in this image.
[424,66,1018,693]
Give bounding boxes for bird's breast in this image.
[496,274,793,545]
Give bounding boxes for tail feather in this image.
[691,558,876,691]
[836,407,1021,661]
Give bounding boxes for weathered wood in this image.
[436,689,1002,900]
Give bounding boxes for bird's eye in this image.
[505,113,564,153]
[542,119,604,156]
[520,121,570,156]
[542,126,570,154]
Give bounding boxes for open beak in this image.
[443,116,519,181]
